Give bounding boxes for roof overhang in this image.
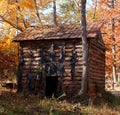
[13,22,103,42]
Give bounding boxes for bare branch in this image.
[0,15,23,32]
[53,0,58,25]
[15,0,28,29]
[34,0,42,24]
[73,0,81,9]
[93,0,98,19]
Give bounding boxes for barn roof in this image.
[13,22,103,42]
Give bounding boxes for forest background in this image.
[0,0,120,87]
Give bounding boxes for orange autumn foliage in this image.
[88,0,120,77]
[0,0,51,78]
[0,36,18,78]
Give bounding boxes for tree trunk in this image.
[53,0,57,25]
[78,0,88,95]
[111,0,117,88]
[112,19,117,88]
[17,46,23,92]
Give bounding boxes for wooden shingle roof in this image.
[13,22,103,42]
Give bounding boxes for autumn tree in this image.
[88,0,120,88]
[111,0,117,87]
[0,0,51,79]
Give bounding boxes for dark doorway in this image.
[45,76,58,98]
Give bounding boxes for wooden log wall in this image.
[18,36,105,97]
[88,36,105,95]
[19,39,83,96]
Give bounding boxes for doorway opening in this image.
[45,76,58,98]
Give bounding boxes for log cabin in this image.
[13,23,105,98]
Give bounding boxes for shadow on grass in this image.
[0,90,120,115]
[100,91,120,107]
[0,91,83,115]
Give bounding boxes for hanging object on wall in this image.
[70,48,77,80]
[29,49,34,58]
[57,44,65,76]
[58,45,65,63]
[26,73,35,92]
[41,49,50,64]
[57,63,64,76]
[41,49,51,75]
[47,43,57,76]
[50,42,55,62]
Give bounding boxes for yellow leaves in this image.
[19,0,51,9]
[18,22,25,30]
[7,4,18,14]
[1,36,10,49]
[0,1,18,22]
[0,0,53,72]
[90,0,120,74]
[0,34,18,69]
[0,27,18,53]
[0,0,52,74]
[2,23,11,29]
[0,0,18,15]
[0,0,53,33]
[20,0,34,9]
[10,28,17,37]
[0,0,7,15]
[0,0,6,5]
[39,0,50,7]
[6,39,11,46]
